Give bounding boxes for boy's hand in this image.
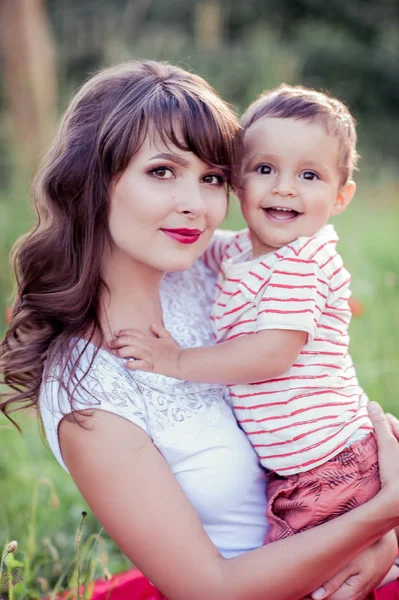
[108,324,182,378]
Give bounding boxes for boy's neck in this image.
[249,231,285,260]
[248,224,330,260]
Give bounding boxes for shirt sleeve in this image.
[254,256,329,343]
[202,228,243,272]
[39,349,150,474]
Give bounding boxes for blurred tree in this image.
[195,1,222,51]
[0,0,398,183]
[0,0,57,176]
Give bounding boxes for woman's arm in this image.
[58,403,399,600]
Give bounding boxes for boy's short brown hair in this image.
[241,84,359,185]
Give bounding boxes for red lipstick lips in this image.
[161,228,203,244]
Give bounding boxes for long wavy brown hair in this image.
[0,60,241,431]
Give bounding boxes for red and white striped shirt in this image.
[203,225,372,475]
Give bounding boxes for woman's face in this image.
[107,132,228,273]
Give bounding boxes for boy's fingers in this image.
[126,359,153,372]
[117,345,152,361]
[150,323,171,339]
[115,328,145,336]
[109,334,146,348]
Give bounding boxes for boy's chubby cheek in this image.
[233,175,246,198]
[235,173,255,197]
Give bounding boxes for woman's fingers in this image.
[386,413,399,440]
[310,562,354,599]
[367,402,399,508]
[368,402,397,452]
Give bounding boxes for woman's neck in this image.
[100,248,165,343]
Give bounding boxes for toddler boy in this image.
[116,85,379,543]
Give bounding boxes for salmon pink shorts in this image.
[265,431,380,543]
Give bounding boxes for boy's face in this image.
[239,116,354,258]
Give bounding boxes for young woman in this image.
[1,60,399,600]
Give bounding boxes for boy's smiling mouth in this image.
[263,206,303,222]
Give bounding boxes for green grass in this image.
[0,411,131,598]
[1,173,398,597]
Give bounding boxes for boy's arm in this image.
[110,251,330,382]
[176,329,307,383]
[109,326,307,384]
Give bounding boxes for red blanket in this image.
[46,568,399,599]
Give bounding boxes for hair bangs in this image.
[141,87,241,185]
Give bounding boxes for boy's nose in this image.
[272,177,298,197]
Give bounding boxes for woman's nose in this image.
[177,182,207,217]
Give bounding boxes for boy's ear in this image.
[332,180,356,215]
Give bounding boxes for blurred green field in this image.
[1,172,398,597]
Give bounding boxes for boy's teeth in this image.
[266,206,299,221]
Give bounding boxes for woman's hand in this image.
[386,412,399,439]
[305,404,399,600]
[368,403,399,516]
[108,324,183,378]
[306,531,397,600]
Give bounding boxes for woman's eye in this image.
[202,174,225,185]
[257,164,273,175]
[150,167,174,179]
[301,171,319,181]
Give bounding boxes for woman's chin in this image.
[161,255,199,272]
[156,245,207,273]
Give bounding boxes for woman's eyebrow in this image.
[149,152,190,167]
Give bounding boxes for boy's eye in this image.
[150,167,174,179]
[201,173,226,185]
[301,171,319,181]
[256,164,273,175]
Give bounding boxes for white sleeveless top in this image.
[39,258,268,558]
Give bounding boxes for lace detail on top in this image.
[43,257,233,449]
